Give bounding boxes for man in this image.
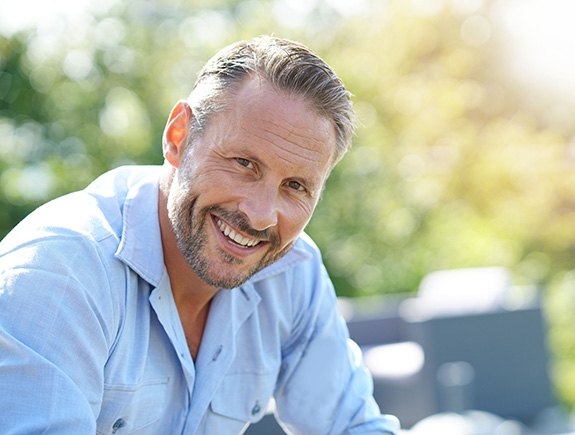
[0,36,399,434]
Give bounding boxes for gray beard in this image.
[170,199,293,289]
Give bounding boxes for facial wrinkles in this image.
[261,115,327,146]
[215,206,278,244]
[202,207,291,288]
[250,120,329,162]
[167,157,213,284]
[236,128,329,196]
[166,79,336,289]
[263,135,324,168]
[234,82,335,173]
[169,172,293,289]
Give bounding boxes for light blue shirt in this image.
[0,166,399,434]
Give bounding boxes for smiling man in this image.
[0,36,399,434]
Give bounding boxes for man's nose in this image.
[238,184,279,232]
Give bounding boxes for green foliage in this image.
[308,5,575,298]
[546,272,575,408]
[2,0,575,407]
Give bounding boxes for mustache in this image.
[207,205,280,245]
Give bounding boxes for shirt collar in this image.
[114,168,165,287]
[114,167,313,288]
[247,239,312,284]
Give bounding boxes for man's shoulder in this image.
[0,166,162,311]
[248,232,323,286]
[0,165,160,256]
[293,232,322,258]
[289,232,327,275]
[86,165,160,198]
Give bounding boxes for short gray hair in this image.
[187,35,355,165]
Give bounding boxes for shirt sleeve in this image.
[272,248,400,435]
[0,237,117,434]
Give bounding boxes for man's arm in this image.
[0,238,116,433]
[273,250,400,434]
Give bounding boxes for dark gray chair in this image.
[403,304,556,425]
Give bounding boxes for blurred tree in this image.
[308,2,574,299]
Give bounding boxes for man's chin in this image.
[199,257,274,289]
[187,242,294,290]
[200,271,252,290]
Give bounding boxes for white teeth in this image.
[216,219,259,248]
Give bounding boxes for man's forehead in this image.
[233,78,336,151]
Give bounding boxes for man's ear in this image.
[162,100,193,168]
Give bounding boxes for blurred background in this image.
[2,0,575,432]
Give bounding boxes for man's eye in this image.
[236,158,254,169]
[287,180,305,192]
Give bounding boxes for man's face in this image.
[167,78,336,289]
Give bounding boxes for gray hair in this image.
[187,35,355,165]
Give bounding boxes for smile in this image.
[216,218,261,248]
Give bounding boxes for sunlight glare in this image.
[0,0,117,36]
[497,0,575,101]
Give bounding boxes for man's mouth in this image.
[215,218,261,248]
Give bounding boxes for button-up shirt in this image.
[0,166,399,434]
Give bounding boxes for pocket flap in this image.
[210,372,274,422]
[96,377,169,434]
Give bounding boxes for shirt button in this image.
[112,418,126,433]
[211,345,223,361]
[251,402,261,416]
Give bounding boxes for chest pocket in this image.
[96,377,169,435]
[208,372,276,434]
